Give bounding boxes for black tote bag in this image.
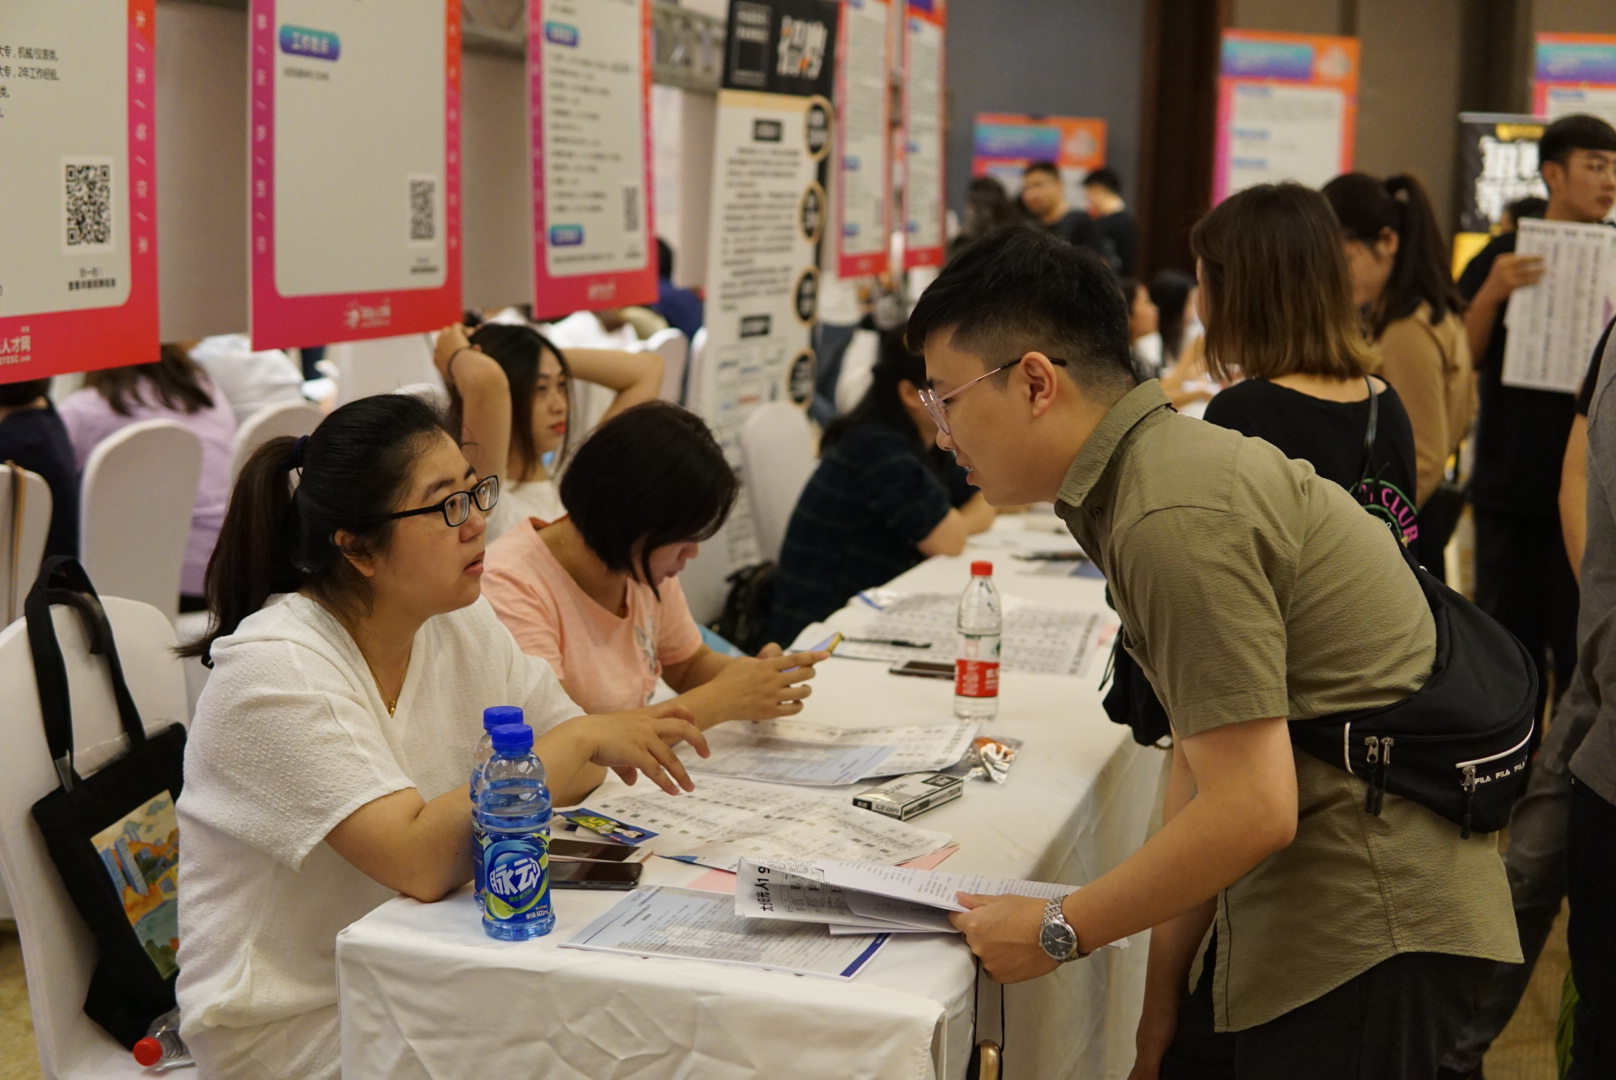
[25,556,187,1048]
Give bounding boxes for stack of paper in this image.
[734,859,1120,946]
[575,776,953,872]
[835,592,1111,676]
[560,887,891,979]
[676,719,979,786]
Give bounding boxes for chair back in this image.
[646,327,690,405]
[740,402,817,564]
[80,421,202,622]
[0,466,52,625]
[834,329,881,415]
[0,598,188,1079]
[228,399,323,480]
[328,334,440,406]
[685,327,711,418]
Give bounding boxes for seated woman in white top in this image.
[435,320,662,538]
[175,393,705,1080]
[482,402,828,728]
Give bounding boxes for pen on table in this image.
[843,637,933,648]
[1013,551,1086,562]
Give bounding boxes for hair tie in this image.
[283,435,308,472]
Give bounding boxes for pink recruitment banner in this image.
[249,0,463,351]
[529,0,657,320]
[901,0,945,270]
[0,0,160,384]
[833,0,892,279]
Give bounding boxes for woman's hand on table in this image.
[948,893,1059,983]
[583,703,708,795]
[705,646,829,722]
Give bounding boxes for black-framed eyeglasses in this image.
[382,475,500,528]
[917,356,1070,435]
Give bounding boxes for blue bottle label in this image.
[481,834,551,923]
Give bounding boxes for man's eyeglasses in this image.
[917,356,1068,436]
[381,475,500,528]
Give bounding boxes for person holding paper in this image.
[1458,113,1616,723]
[174,394,706,1080]
[907,227,1518,1079]
[482,402,829,728]
[434,320,664,540]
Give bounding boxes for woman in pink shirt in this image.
[58,344,238,609]
[482,402,828,727]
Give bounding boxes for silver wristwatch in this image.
[1039,895,1084,962]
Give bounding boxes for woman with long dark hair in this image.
[769,330,995,645]
[433,320,662,539]
[58,344,237,608]
[175,394,704,1080]
[1323,171,1473,574]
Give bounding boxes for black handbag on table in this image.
[25,556,188,1048]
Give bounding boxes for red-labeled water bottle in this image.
[954,561,1002,720]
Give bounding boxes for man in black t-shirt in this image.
[1019,160,1108,260]
[1455,113,1616,727]
[1082,167,1136,275]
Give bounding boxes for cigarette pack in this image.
[852,772,963,821]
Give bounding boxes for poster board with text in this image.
[1534,34,1616,130]
[1213,30,1357,204]
[834,0,892,278]
[901,0,944,269]
[249,0,462,350]
[0,1,159,383]
[971,114,1106,208]
[530,0,656,319]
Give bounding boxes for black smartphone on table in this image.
[549,837,635,862]
[889,659,955,680]
[550,859,643,890]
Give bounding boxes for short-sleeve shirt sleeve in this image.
[189,639,416,870]
[1113,506,1291,737]
[473,597,585,734]
[654,577,705,667]
[1578,318,1615,417]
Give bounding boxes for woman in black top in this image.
[0,377,80,561]
[1194,183,1420,546]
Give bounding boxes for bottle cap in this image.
[971,560,993,577]
[483,705,524,731]
[132,1038,163,1067]
[489,723,534,755]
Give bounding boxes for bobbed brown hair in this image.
[1190,182,1374,384]
[85,343,215,416]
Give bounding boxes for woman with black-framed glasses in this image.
[174,394,708,1080]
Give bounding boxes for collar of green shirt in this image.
[1054,380,1173,510]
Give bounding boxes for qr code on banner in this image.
[622,183,640,234]
[63,158,115,253]
[408,176,437,244]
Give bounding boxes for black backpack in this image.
[714,562,776,655]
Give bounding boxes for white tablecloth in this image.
[336,516,1168,1079]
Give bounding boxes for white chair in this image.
[229,399,323,479]
[685,327,711,418]
[329,334,441,406]
[646,327,690,405]
[1,466,53,625]
[80,421,203,623]
[0,597,190,1079]
[834,329,881,415]
[740,402,817,564]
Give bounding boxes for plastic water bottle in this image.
[954,560,1002,720]
[477,722,555,940]
[470,705,525,911]
[131,1007,192,1070]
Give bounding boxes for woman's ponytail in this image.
[1322,171,1465,336]
[180,436,302,662]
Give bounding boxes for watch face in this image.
[1041,921,1077,960]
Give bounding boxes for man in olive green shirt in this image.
[915,228,1518,1079]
